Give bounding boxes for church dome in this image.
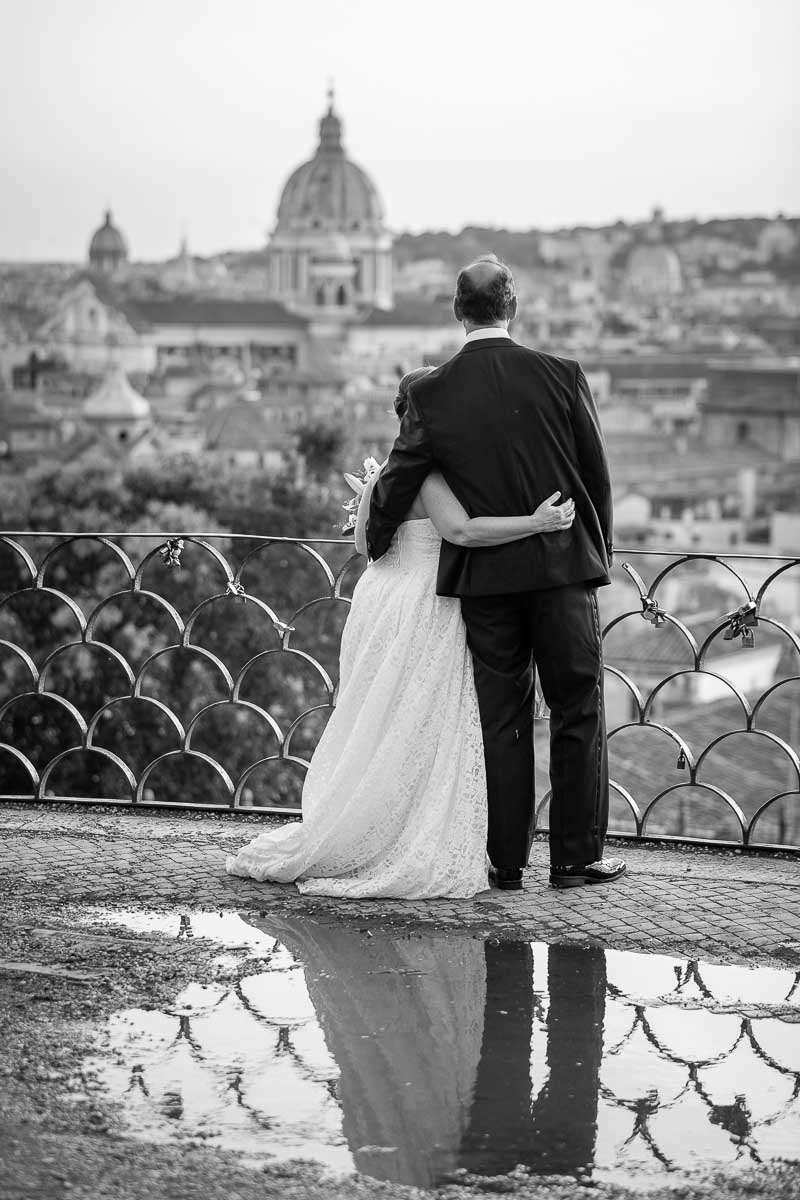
[267,90,393,314]
[622,208,683,299]
[275,94,384,232]
[757,214,797,261]
[84,365,150,421]
[624,243,683,296]
[89,210,128,274]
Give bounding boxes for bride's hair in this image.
[394,365,435,418]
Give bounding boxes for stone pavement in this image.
[1,803,798,965]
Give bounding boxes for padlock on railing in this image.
[158,537,184,570]
[641,595,667,627]
[722,599,758,647]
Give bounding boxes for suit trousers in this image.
[460,583,609,869]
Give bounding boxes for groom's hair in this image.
[394,366,435,418]
[455,254,516,324]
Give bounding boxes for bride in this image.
[226,367,574,899]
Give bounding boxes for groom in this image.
[367,254,625,891]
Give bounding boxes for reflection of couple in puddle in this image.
[245,913,605,1187]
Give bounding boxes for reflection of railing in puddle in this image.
[600,957,800,1171]
[100,925,347,1171]
[89,914,800,1187]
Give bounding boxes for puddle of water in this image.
[77,908,800,1189]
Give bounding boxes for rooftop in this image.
[204,397,295,451]
[83,365,151,420]
[130,297,309,329]
[358,299,457,328]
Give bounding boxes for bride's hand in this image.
[532,492,575,532]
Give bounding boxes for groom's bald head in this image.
[454,254,517,328]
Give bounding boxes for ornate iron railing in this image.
[0,531,798,849]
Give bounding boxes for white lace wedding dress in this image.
[225,518,488,898]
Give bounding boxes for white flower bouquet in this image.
[341,456,382,533]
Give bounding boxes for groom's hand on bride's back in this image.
[532,492,575,533]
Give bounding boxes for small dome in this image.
[758,215,797,260]
[275,95,384,232]
[89,210,128,259]
[624,243,683,297]
[84,365,150,421]
[622,210,683,299]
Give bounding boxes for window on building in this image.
[336,285,347,306]
[736,421,750,442]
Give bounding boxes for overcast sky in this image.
[1,0,797,260]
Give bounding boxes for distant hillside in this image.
[393,216,800,268]
[392,227,545,269]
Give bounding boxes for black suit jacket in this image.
[366,337,613,596]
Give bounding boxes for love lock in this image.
[640,596,667,627]
[158,537,184,570]
[722,600,758,646]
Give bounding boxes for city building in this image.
[133,297,310,374]
[0,397,62,460]
[35,279,311,375]
[203,396,297,472]
[582,354,708,437]
[266,90,393,320]
[702,361,800,462]
[36,274,156,372]
[346,299,460,374]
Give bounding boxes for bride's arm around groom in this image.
[355,463,574,558]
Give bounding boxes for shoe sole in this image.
[550,866,627,889]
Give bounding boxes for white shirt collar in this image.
[464,326,511,343]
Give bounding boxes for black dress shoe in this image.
[550,857,626,889]
[488,866,523,891]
